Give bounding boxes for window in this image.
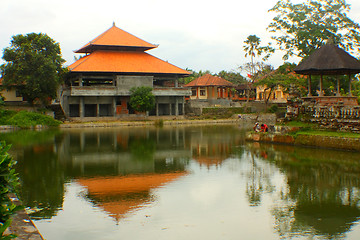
[200,88,206,96]
[191,89,197,96]
[15,90,22,97]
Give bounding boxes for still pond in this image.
[2,124,360,240]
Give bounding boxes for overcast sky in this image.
[1,0,360,74]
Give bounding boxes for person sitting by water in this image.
[261,124,268,132]
[253,122,260,132]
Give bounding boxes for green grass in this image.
[0,110,62,128]
[295,129,360,139]
[280,120,318,128]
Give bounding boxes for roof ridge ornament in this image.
[113,21,116,27]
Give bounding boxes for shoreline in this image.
[246,131,360,151]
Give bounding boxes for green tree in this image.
[0,33,67,105]
[268,0,360,60]
[217,70,247,85]
[129,86,155,113]
[179,69,212,85]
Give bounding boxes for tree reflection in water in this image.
[246,142,360,239]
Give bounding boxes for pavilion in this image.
[294,42,360,106]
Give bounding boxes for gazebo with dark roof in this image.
[294,43,360,106]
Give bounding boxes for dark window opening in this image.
[69,104,80,117]
[99,104,112,117]
[85,104,97,117]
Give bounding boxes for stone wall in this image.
[246,131,360,151]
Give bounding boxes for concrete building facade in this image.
[61,24,190,119]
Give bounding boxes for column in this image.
[113,97,117,117]
[169,102,172,116]
[182,99,185,115]
[349,75,353,97]
[156,102,159,116]
[308,75,312,97]
[175,97,179,116]
[96,104,100,117]
[319,75,323,96]
[336,76,341,96]
[80,97,84,117]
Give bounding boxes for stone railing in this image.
[305,105,360,119]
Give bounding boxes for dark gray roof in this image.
[294,43,360,75]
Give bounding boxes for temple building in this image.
[61,23,191,119]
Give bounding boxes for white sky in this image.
[1,0,360,74]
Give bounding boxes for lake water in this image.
[2,124,360,240]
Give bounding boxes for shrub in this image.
[0,110,16,125]
[0,142,22,239]
[7,111,61,128]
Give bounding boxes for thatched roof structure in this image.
[294,43,360,75]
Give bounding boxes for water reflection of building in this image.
[78,172,186,221]
[57,128,191,177]
[187,126,244,168]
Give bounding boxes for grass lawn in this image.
[295,129,360,138]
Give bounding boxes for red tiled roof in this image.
[184,74,234,87]
[75,24,157,53]
[68,51,190,75]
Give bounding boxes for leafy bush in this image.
[129,87,155,113]
[7,111,61,128]
[0,142,21,239]
[0,110,16,125]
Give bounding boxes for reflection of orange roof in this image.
[78,172,187,221]
[194,156,227,167]
[78,172,186,195]
[69,51,190,75]
[184,74,234,87]
[75,24,157,53]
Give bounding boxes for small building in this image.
[184,74,234,106]
[0,78,24,103]
[61,23,191,119]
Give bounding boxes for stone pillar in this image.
[349,75,353,97]
[79,74,83,86]
[113,97,117,117]
[97,104,100,117]
[169,102,172,116]
[308,75,312,97]
[336,77,341,96]
[156,102,159,116]
[80,97,84,118]
[182,98,185,115]
[175,97,179,116]
[175,79,178,88]
[319,75,324,96]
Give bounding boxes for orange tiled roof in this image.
[75,24,157,53]
[68,51,190,75]
[184,74,234,87]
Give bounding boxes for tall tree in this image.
[241,35,274,101]
[268,0,360,60]
[1,33,66,105]
[217,70,247,85]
